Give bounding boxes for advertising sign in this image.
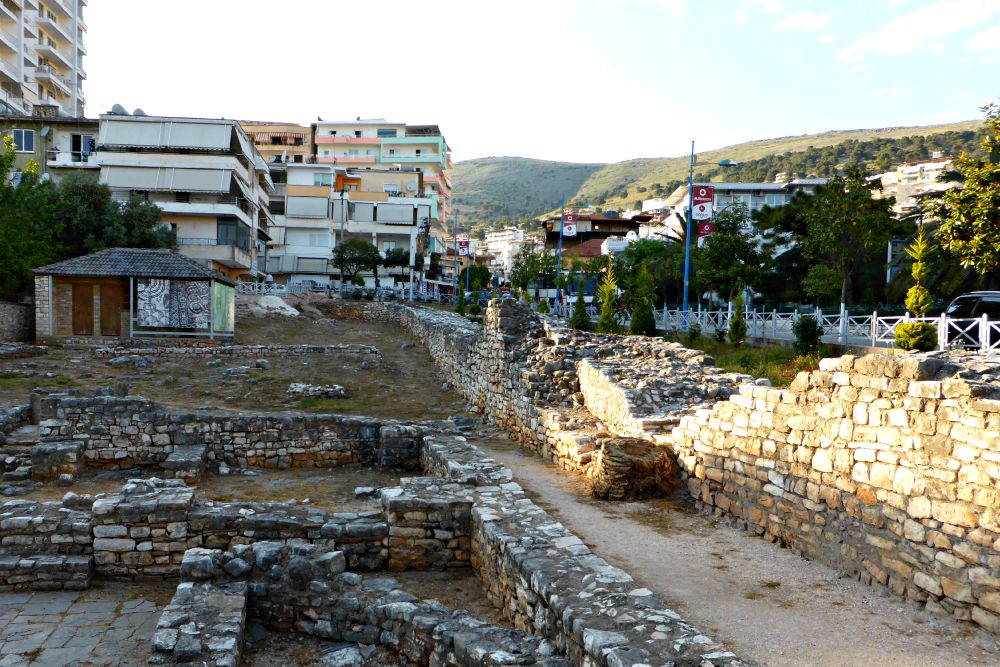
[692,185,715,220]
[563,213,578,237]
[458,240,469,256]
[698,222,715,237]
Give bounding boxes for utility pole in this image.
[682,141,695,330]
[452,210,459,300]
[556,194,565,315]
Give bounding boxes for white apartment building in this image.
[95,113,274,280]
[0,0,86,117]
[484,227,528,278]
[875,156,957,217]
[265,163,337,285]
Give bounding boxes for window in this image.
[71,133,95,161]
[383,183,400,194]
[382,241,397,251]
[313,173,333,186]
[388,149,396,156]
[293,155,303,163]
[11,129,34,153]
[329,130,336,136]
[322,150,330,157]
[354,130,362,138]
[377,129,398,138]
[415,149,422,156]
[347,149,359,157]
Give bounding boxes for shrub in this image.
[469,303,481,316]
[895,322,938,351]
[684,323,702,348]
[353,275,365,287]
[792,315,823,356]
[628,268,658,336]
[662,327,680,342]
[728,290,747,347]
[595,257,622,334]
[905,285,932,318]
[569,281,591,331]
[536,298,550,314]
[455,289,466,316]
[714,327,727,342]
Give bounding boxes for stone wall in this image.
[34,393,429,471]
[0,301,33,342]
[671,352,1000,634]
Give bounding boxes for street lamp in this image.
[682,144,737,329]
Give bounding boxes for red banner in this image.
[698,222,715,237]
[692,185,714,221]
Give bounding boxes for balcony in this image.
[0,86,26,112]
[317,156,376,165]
[46,149,98,167]
[36,14,71,43]
[380,153,444,166]
[176,238,252,270]
[36,41,72,68]
[314,136,380,145]
[0,27,16,52]
[35,64,71,95]
[0,1,16,23]
[44,0,71,17]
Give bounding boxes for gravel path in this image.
[472,436,1000,667]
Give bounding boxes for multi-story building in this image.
[484,227,530,279]
[95,113,274,280]
[875,155,957,217]
[312,119,452,224]
[240,121,311,166]
[1,107,96,180]
[0,0,86,118]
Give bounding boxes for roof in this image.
[563,239,606,257]
[33,248,236,285]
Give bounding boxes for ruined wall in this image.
[0,302,33,343]
[35,393,425,470]
[672,353,1000,633]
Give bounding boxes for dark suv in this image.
[944,292,1000,348]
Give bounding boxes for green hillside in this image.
[450,157,605,231]
[450,120,985,229]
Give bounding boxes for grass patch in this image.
[675,337,831,387]
[0,373,78,388]
[761,580,782,589]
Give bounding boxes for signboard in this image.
[698,222,715,237]
[563,213,578,237]
[692,186,715,220]
[458,240,469,256]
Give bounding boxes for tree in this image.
[509,244,541,290]
[0,136,58,298]
[382,247,410,278]
[798,166,897,306]
[629,267,658,336]
[51,173,173,257]
[454,287,466,316]
[728,287,747,347]
[333,239,381,282]
[458,264,492,293]
[619,237,685,304]
[569,280,591,331]
[594,257,622,334]
[698,203,766,302]
[933,101,1000,274]
[904,225,935,316]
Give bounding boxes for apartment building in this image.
[240,121,311,166]
[1,107,96,179]
[484,227,530,279]
[875,155,957,217]
[0,0,86,118]
[95,113,274,280]
[312,119,452,224]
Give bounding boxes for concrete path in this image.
[472,435,1000,667]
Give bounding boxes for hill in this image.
[450,120,985,229]
[450,157,605,230]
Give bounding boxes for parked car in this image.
[944,292,1000,348]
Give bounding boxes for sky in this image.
[84,0,1000,164]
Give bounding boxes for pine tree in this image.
[569,280,591,331]
[629,268,658,336]
[595,257,622,334]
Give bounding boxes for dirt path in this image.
[471,436,1000,667]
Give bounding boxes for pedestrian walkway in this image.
[471,435,1000,667]
[0,582,173,666]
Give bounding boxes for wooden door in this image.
[71,284,93,335]
[100,283,123,336]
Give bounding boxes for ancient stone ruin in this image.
[2,298,999,665]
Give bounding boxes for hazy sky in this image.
[85,0,1000,164]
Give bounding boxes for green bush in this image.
[469,303,481,316]
[792,315,823,356]
[684,323,702,348]
[536,298,550,314]
[905,285,932,318]
[594,258,622,334]
[353,275,365,287]
[628,268,658,336]
[728,291,747,347]
[455,289,466,316]
[895,322,938,351]
[568,282,590,331]
[714,327,727,342]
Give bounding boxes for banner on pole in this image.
[692,186,714,220]
[458,240,469,256]
[698,222,715,237]
[563,213,578,237]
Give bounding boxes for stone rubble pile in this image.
[287,382,348,399]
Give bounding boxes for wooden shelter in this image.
[33,248,236,344]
